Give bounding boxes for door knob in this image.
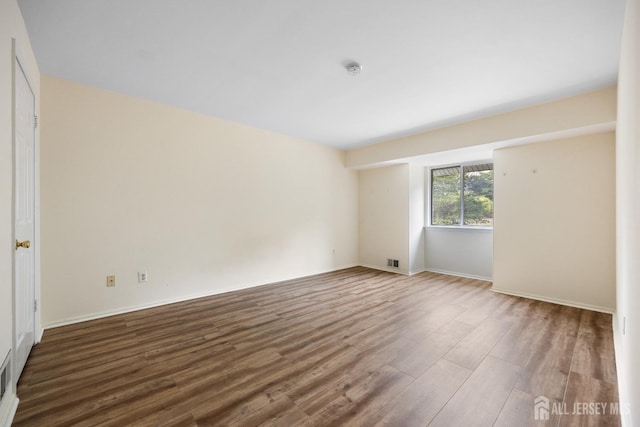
[15,240,30,250]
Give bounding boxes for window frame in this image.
[428,160,494,229]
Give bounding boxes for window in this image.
[431,163,493,227]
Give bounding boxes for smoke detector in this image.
[345,62,363,76]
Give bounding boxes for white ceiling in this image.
[18,0,625,150]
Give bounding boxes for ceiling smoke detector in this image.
[345,62,362,76]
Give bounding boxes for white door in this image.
[14,56,36,379]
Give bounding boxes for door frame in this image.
[11,37,41,384]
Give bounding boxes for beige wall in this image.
[425,227,493,280]
[614,0,640,424]
[0,0,40,423]
[408,164,425,274]
[359,164,410,274]
[346,87,616,169]
[40,76,358,326]
[493,133,616,311]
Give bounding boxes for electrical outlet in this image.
[106,275,115,287]
[138,271,148,283]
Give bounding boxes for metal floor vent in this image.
[0,351,10,404]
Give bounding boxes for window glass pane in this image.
[463,166,493,226]
[431,167,461,225]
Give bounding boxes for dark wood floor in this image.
[14,267,620,426]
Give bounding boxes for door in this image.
[14,56,36,379]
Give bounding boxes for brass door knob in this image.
[15,240,30,250]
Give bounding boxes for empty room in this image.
[1,0,639,426]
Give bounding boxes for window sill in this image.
[426,225,493,231]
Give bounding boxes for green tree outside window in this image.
[431,164,493,226]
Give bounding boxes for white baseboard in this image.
[359,263,409,276]
[359,265,490,280]
[0,393,18,427]
[491,287,614,314]
[44,292,231,329]
[43,264,359,330]
[359,265,425,276]
[424,268,492,282]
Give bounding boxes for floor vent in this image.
[0,351,10,404]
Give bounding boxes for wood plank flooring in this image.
[14,267,620,426]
